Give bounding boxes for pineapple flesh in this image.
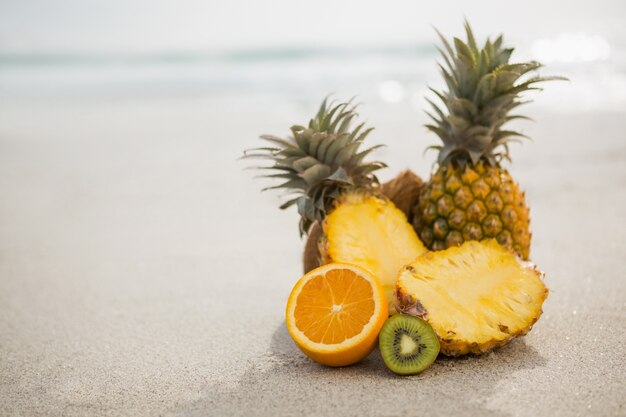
[304,169,424,274]
[396,239,548,356]
[322,192,426,305]
[413,22,564,259]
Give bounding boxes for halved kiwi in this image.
[379,314,440,375]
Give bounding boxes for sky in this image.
[0,0,625,54]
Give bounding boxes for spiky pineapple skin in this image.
[413,161,531,259]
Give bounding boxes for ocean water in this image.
[1,1,626,164]
[1,36,625,114]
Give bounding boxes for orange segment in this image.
[286,263,388,367]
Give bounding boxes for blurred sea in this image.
[1,34,626,113]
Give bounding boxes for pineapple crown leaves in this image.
[243,98,386,236]
[426,21,567,166]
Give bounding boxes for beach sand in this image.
[0,96,625,416]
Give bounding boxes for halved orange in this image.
[285,263,388,366]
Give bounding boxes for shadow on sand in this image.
[175,320,547,417]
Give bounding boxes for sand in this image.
[0,98,625,417]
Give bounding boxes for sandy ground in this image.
[0,97,625,417]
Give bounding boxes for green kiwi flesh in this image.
[379,314,440,375]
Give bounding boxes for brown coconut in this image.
[380,169,424,224]
[302,169,424,273]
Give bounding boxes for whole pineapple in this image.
[413,23,564,259]
[245,99,427,306]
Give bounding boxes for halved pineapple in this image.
[396,239,548,356]
[246,97,427,309]
[323,192,427,308]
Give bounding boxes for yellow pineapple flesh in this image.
[396,239,548,356]
[322,192,427,308]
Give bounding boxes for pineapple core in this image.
[324,193,427,307]
[397,240,547,355]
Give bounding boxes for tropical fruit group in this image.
[246,22,559,371]
[246,99,427,307]
[396,239,548,356]
[285,263,388,366]
[410,23,564,259]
